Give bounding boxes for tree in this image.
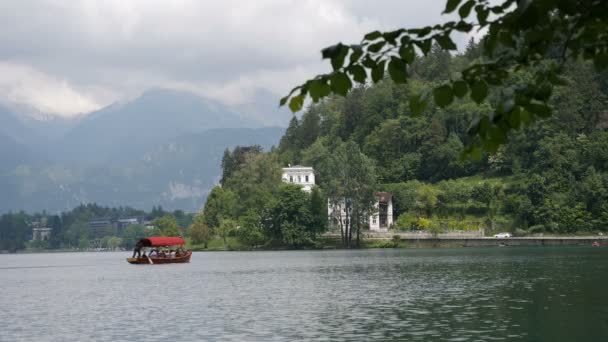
[189,215,211,248]
[106,236,122,250]
[325,141,377,247]
[217,218,238,250]
[415,184,439,218]
[48,215,63,249]
[0,212,30,251]
[309,187,327,239]
[268,183,314,247]
[121,224,147,249]
[202,186,238,228]
[153,215,181,237]
[237,210,266,248]
[224,152,282,216]
[283,0,608,155]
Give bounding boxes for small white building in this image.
[281,165,315,192]
[369,192,394,232]
[328,192,393,232]
[32,227,52,241]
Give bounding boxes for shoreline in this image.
[6,236,606,254]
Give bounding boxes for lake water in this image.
[1,247,606,341]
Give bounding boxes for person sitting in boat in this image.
[158,250,167,258]
[132,241,144,258]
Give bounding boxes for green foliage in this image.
[236,210,265,248]
[217,218,238,250]
[189,215,211,247]
[309,187,327,237]
[153,215,181,237]
[395,212,417,231]
[0,212,29,251]
[284,0,608,155]
[202,186,238,228]
[121,224,148,249]
[269,184,314,247]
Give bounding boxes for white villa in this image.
[328,192,394,232]
[281,165,315,192]
[369,192,394,231]
[280,165,394,231]
[31,227,52,241]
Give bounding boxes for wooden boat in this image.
[126,236,192,264]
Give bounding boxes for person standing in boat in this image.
[132,240,144,258]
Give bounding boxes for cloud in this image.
[0,0,471,116]
[0,62,103,116]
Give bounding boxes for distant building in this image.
[369,192,393,232]
[31,227,52,241]
[89,217,144,237]
[281,165,315,192]
[116,218,140,232]
[328,192,394,232]
[88,219,113,237]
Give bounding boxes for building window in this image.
[373,218,377,224]
[305,175,309,182]
[289,176,293,182]
[298,176,301,183]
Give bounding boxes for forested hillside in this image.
[201,40,608,249]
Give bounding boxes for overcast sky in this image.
[0,0,473,117]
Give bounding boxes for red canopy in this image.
[140,236,185,247]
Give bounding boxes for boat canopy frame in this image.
[138,236,186,247]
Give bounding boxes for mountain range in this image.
[0,88,288,213]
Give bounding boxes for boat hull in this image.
[126,251,192,264]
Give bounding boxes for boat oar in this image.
[147,255,154,264]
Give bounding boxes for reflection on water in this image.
[0,248,607,341]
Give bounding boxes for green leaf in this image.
[508,107,521,128]
[435,35,457,50]
[470,80,488,103]
[349,45,363,64]
[288,94,305,112]
[383,29,403,44]
[331,44,349,71]
[371,60,385,83]
[475,5,489,24]
[455,21,473,32]
[364,31,382,41]
[367,41,385,53]
[524,102,552,118]
[459,0,475,18]
[388,58,407,84]
[399,45,416,63]
[409,91,430,116]
[308,79,331,102]
[452,80,468,98]
[348,65,367,83]
[321,44,340,60]
[433,85,454,108]
[415,39,432,55]
[329,72,352,96]
[362,56,377,69]
[410,26,432,37]
[279,95,289,107]
[444,0,463,14]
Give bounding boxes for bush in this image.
[366,240,397,248]
[513,228,527,237]
[395,213,417,230]
[528,224,546,234]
